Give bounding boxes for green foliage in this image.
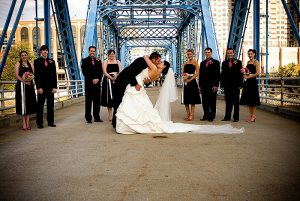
[1,43,35,81]
[276,63,299,77]
[0,43,34,90]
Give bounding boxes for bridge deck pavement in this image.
[0,87,299,201]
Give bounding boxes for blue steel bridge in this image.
[0,0,299,81]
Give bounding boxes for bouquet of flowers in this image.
[109,72,118,83]
[240,67,250,75]
[182,73,193,85]
[22,71,34,82]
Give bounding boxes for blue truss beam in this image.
[0,0,26,77]
[253,0,260,60]
[82,0,98,59]
[53,0,81,80]
[281,0,300,45]
[200,0,220,61]
[44,0,51,55]
[0,0,17,51]
[227,0,251,59]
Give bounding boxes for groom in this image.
[112,52,162,128]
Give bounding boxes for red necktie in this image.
[92,58,95,65]
[45,59,48,67]
[229,60,232,68]
[206,59,210,67]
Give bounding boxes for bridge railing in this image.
[0,80,85,116]
[258,77,300,106]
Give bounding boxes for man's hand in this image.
[143,77,151,84]
[37,88,43,94]
[135,84,142,91]
[92,79,99,85]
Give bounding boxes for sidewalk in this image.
[0,87,299,201]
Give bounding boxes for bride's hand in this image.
[143,77,151,84]
[135,84,142,91]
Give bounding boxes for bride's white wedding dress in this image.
[116,68,244,134]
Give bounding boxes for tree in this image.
[276,63,299,77]
[1,43,34,81]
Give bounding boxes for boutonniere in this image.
[233,60,238,65]
[209,60,213,65]
[48,59,53,64]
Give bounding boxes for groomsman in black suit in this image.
[220,48,243,122]
[34,45,58,128]
[112,52,162,128]
[81,46,103,123]
[199,47,220,122]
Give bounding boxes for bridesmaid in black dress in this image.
[240,49,261,122]
[182,49,201,121]
[101,50,122,121]
[15,51,37,130]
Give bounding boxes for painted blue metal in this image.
[53,0,81,80]
[82,0,98,60]
[200,0,220,61]
[44,0,51,56]
[265,0,269,103]
[253,0,260,60]
[35,0,39,57]
[281,0,300,45]
[201,25,205,61]
[0,0,17,51]
[226,0,251,60]
[0,0,26,77]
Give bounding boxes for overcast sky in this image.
[0,0,89,28]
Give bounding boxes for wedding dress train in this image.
[116,68,244,134]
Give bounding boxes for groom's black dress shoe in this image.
[200,118,207,121]
[233,119,239,122]
[86,120,92,123]
[48,124,56,127]
[37,124,44,129]
[221,118,231,121]
[94,119,103,122]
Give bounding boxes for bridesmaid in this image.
[181,49,201,121]
[15,51,37,130]
[240,49,261,122]
[101,50,122,121]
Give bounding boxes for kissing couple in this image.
[112,52,244,135]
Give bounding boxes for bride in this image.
[116,57,244,134]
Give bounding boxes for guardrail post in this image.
[0,83,4,116]
[280,77,284,106]
[75,81,78,98]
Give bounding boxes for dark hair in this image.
[19,50,31,68]
[108,50,115,55]
[227,48,234,52]
[19,50,28,57]
[162,61,170,75]
[187,49,194,54]
[149,52,161,60]
[205,47,212,52]
[39,45,49,52]
[89,46,96,51]
[248,49,257,56]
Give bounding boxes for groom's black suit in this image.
[112,57,148,128]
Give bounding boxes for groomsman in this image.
[34,45,58,128]
[220,48,243,122]
[81,46,103,123]
[198,47,220,122]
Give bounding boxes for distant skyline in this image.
[0,0,89,28]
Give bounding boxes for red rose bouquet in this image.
[240,67,250,75]
[22,71,34,82]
